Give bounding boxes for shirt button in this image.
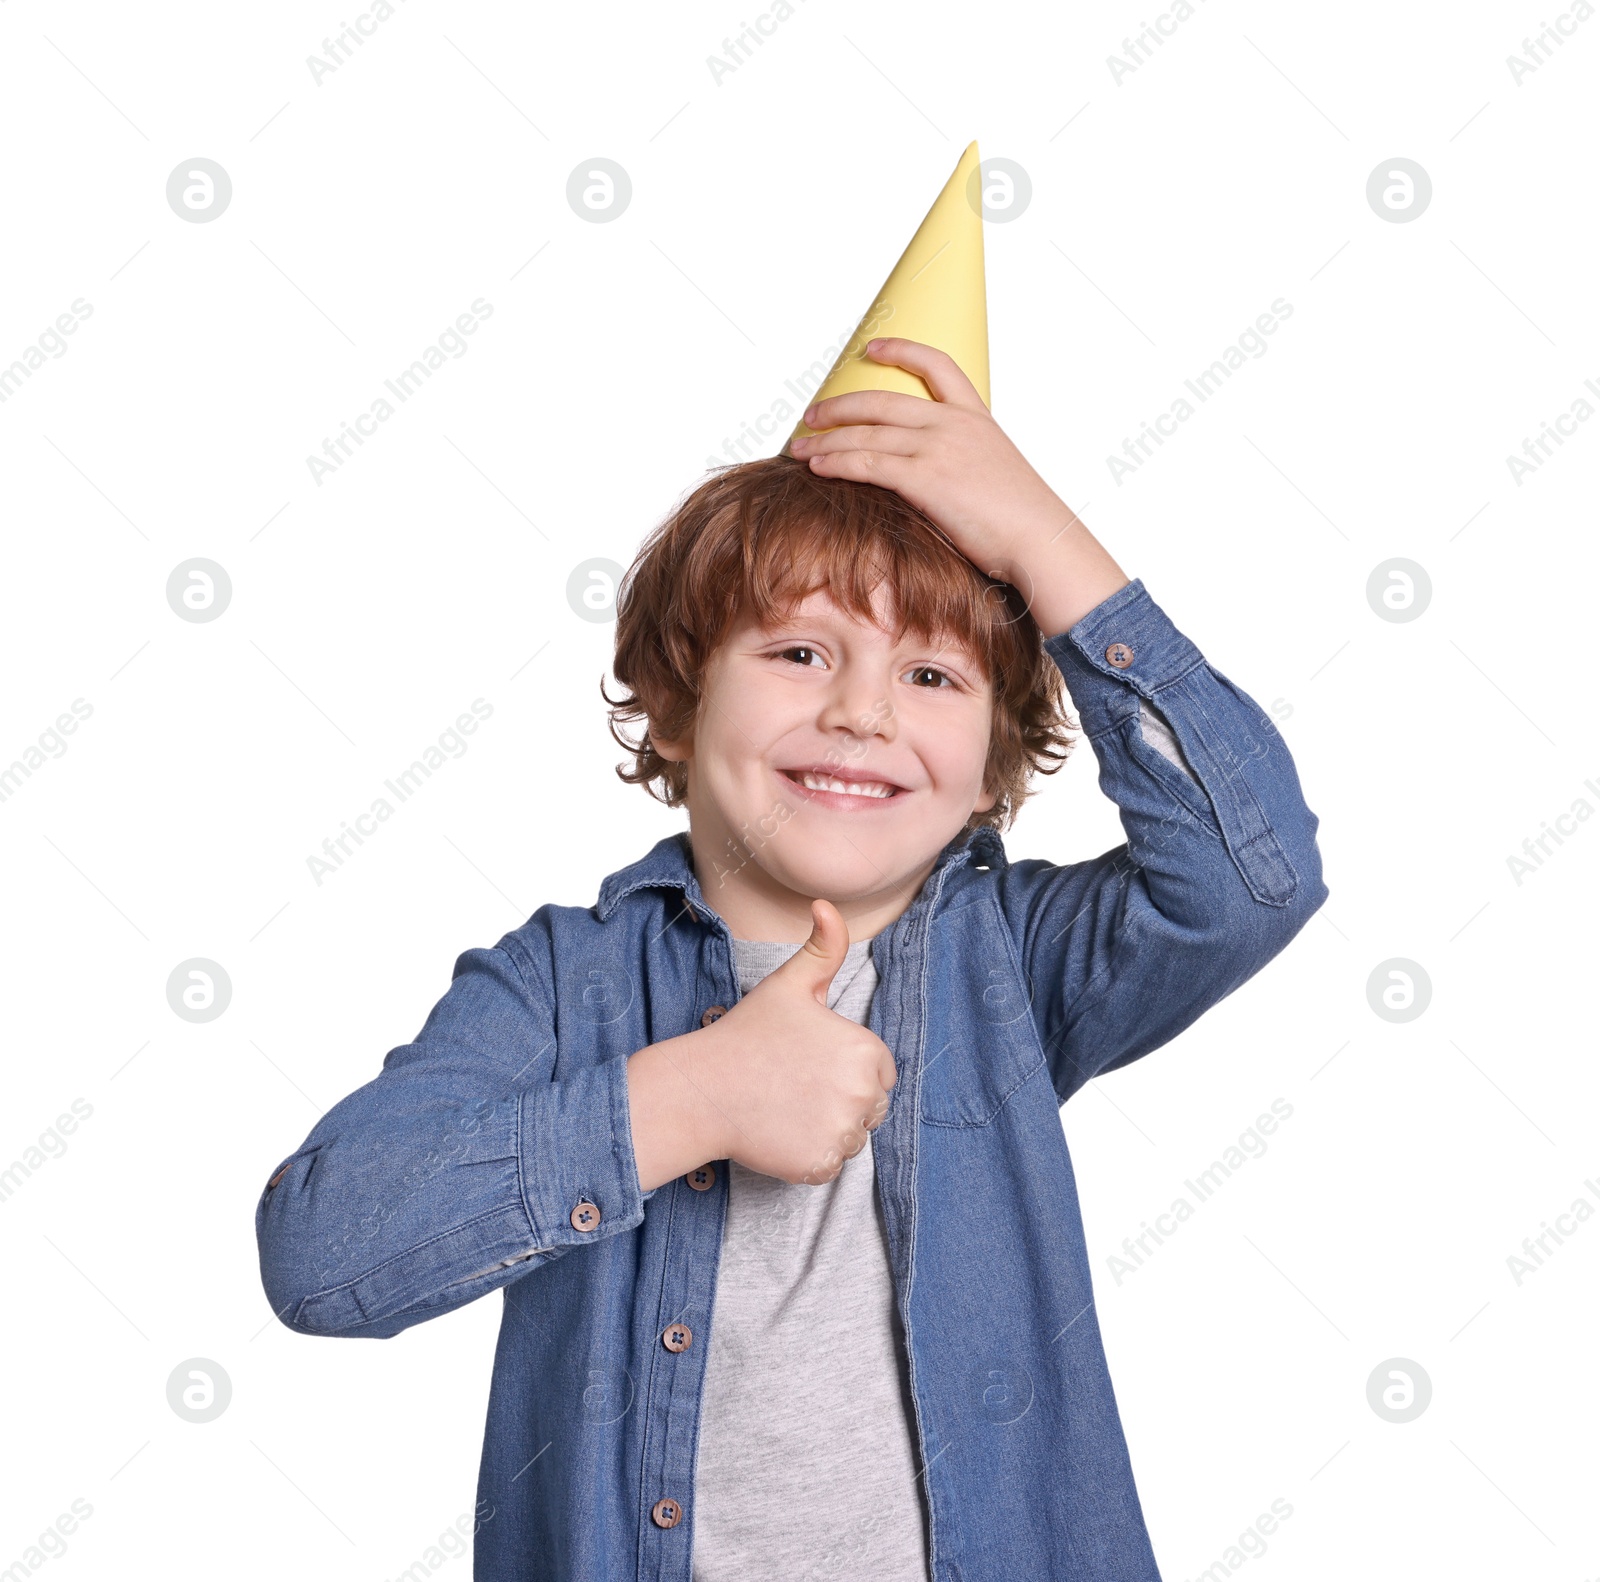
[700,1005,728,1027]
[662,1322,692,1352]
[569,1199,601,1233]
[267,1164,290,1189]
[1105,642,1134,669]
[651,1497,683,1529]
[686,1164,716,1191]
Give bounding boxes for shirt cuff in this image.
[518,1052,647,1249]
[1043,577,1205,737]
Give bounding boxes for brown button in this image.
[686,1164,716,1191]
[662,1322,692,1352]
[1105,642,1134,669]
[651,1497,683,1529]
[569,1199,601,1233]
[700,1005,728,1028]
[267,1163,290,1189]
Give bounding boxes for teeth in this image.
[797,772,895,799]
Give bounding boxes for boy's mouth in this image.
[778,765,907,803]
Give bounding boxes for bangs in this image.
[676,467,1023,673]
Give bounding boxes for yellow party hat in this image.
[781,139,989,455]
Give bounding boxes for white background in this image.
[2,1,1597,1578]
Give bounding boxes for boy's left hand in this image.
[790,337,1129,636]
[792,337,1063,583]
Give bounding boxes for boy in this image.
[256,333,1326,1580]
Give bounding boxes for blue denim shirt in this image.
[255,578,1327,1581]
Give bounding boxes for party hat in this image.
[781,139,989,455]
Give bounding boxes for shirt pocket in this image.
[919,900,1047,1127]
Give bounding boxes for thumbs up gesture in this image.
[700,900,898,1186]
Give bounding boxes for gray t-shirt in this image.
[691,936,930,1582]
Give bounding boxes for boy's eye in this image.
[767,647,961,685]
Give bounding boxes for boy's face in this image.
[653,584,997,936]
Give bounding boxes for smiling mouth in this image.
[780,768,906,800]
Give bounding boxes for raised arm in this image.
[255,923,647,1339]
[743,336,1326,1103]
[994,577,1327,1102]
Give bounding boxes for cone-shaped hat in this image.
[781,140,989,455]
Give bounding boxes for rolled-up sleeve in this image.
[996,578,1328,1103]
[255,923,646,1339]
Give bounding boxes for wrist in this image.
[1003,518,1130,640]
[986,487,1086,582]
[625,1027,733,1192]
[680,1019,737,1165]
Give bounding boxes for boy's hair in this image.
[605,454,1078,831]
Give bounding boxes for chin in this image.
[764,835,940,904]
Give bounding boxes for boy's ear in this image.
[972,783,998,815]
[650,728,691,764]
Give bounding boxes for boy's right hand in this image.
[701,899,897,1186]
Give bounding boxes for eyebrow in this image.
[752,608,963,642]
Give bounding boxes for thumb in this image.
[780,898,851,1005]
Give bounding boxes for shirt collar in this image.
[594,823,1007,923]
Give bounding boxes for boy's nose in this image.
[817,681,896,744]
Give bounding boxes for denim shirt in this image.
[255,578,1327,1582]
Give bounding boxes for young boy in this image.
[256,333,1324,1582]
